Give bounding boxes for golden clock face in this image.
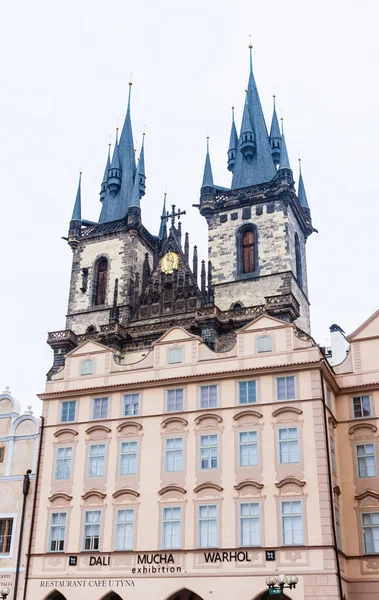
[160,251,179,274]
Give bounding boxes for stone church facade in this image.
[24,47,379,600]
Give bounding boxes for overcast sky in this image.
[1,0,378,413]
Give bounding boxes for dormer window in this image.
[257,336,273,353]
[168,348,183,365]
[81,359,94,376]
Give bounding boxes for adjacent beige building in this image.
[0,389,40,600]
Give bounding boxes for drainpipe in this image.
[13,469,32,600]
[320,368,344,600]
[22,416,44,600]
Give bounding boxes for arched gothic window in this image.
[295,233,303,288]
[94,257,108,305]
[242,229,255,273]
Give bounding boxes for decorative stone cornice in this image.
[161,416,188,428]
[194,482,223,493]
[355,490,379,502]
[85,425,111,435]
[349,423,378,435]
[82,489,107,500]
[48,492,73,503]
[53,428,78,438]
[275,477,305,489]
[272,406,303,418]
[194,413,223,425]
[234,480,263,491]
[117,421,143,432]
[158,485,187,496]
[112,488,140,499]
[233,410,263,421]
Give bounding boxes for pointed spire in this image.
[201,260,206,297]
[279,119,291,170]
[71,172,82,221]
[269,95,281,167]
[227,107,238,172]
[202,137,214,187]
[107,128,122,196]
[158,191,167,240]
[138,132,146,197]
[297,159,309,208]
[184,232,189,264]
[231,45,276,189]
[193,245,198,283]
[239,93,255,163]
[100,144,111,202]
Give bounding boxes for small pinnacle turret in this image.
[279,119,291,170]
[100,144,111,202]
[269,96,281,167]
[71,172,82,221]
[107,128,122,196]
[201,138,214,188]
[227,107,238,172]
[298,159,309,209]
[130,158,141,208]
[139,133,146,197]
[239,92,256,163]
[158,192,167,240]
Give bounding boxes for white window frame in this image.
[168,348,183,365]
[60,400,77,423]
[88,444,106,478]
[199,385,218,409]
[83,510,101,551]
[239,431,258,467]
[162,506,182,550]
[55,446,73,480]
[239,502,260,547]
[362,512,379,554]
[281,500,304,546]
[48,512,67,552]
[257,335,273,353]
[352,395,372,419]
[0,514,17,558]
[278,428,299,464]
[123,393,140,416]
[119,441,138,475]
[92,397,109,419]
[80,359,94,376]
[198,504,218,548]
[115,508,135,550]
[356,443,377,478]
[166,389,184,412]
[238,381,257,404]
[200,434,218,470]
[164,437,183,472]
[276,376,296,401]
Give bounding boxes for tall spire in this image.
[100,144,111,202]
[158,191,167,239]
[227,107,238,172]
[231,45,276,189]
[269,95,281,167]
[99,80,137,223]
[138,132,146,197]
[297,159,309,208]
[279,118,291,170]
[202,137,214,187]
[71,172,82,221]
[129,157,141,208]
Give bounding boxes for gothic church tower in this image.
[198,46,314,334]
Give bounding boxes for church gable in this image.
[347,310,379,342]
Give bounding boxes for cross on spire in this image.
[161,204,186,229]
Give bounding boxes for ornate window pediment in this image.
[112,488,140,499]
[194,413,222,425]
[193,482,223,493]
[53,428,78,438]
[158,485,187,496]
[117,421,142,433]
[161,416,188,429]
[272,406,303,418]
[85,425,111,435]
[233,410,263,421]
[349,423,377,435]
[82,489,106,501]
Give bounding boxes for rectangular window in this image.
[356,444,376,478]
[200,434,218,469]
[60,400,76,423]
[162,507,182,549]
[239,431,258,467]
[120,441,138,475]
[279,428,299,464]
[55,447,73,480]
[276,376,296,401]
[81,359,94,376]
[0,518,13,554]
[362,512,379,553]
[49,513,67,552]
[335,507,342,550]
[281,501,303,545]
[165,438,183,472]
[88,444,106,478]
[168,348,183,364]
[115,509,134,550]
[166,389,184,412]
[353,396,371,418]
[240,503,260,546]
[92,397,109,419]
[257,336,273,353]
[198,505,218,548]
[0,447,4,463]
[330,436,337,474]
[83,510,101,551]
[200,385,218,409]
[238,381,257,404]
[326,387,332,409]
[123,394,140,416]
